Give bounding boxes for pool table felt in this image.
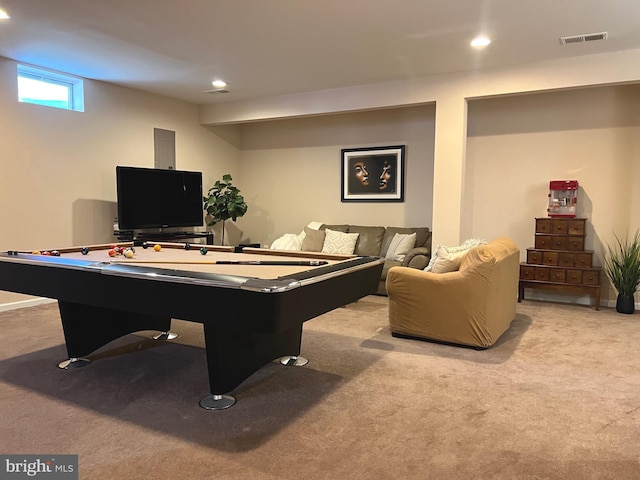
[30,243,354,280]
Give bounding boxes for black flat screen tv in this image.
[116,166,203,230]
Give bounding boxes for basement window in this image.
[17,64,85,112]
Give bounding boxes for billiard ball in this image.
[142,242,149,249]
[108,249,117,257]
[200,247,208,255]
[51,250,60,256]
[153,244,162,252]
[124,249,134,259]
[32,250,40,255]
[184,243,191,250]
[80,247,89,255]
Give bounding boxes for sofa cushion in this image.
[320,224,349,233]
[347,225,386,256]
[301,226,326,251]
[385,232,417,261]
[322,229,359,254]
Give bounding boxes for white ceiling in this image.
[1,0,640,105]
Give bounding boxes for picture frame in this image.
[341,145,405,202]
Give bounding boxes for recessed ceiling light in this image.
[471,36,491,48]
[211,80,227,88]
[0,8,10,19]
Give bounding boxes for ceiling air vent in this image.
[560,31,608,45]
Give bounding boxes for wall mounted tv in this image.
[116,166,203,230]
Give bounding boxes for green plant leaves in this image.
[604,230,640,296]
[202,174,248,226]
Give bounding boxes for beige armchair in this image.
[386,237,520,349]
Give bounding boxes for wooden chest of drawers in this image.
[518,218,601,310]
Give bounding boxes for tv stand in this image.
[116,230,214,245]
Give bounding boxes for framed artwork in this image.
[341,145,405,202]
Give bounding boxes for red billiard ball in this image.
[108,249,117,257]
[42,251,51,256]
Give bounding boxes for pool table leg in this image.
[57,301,172,368]
[200,322,304,410]
[153,331,179,341]
[279,355,308,366]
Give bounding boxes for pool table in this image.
[0,242,384,409]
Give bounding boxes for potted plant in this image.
[604,229,640,314]
[203,174,248,245]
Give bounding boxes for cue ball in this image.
[124,249,134,258]
[200,247,208,255]
[81,247,89,255]
[154,244,162,252]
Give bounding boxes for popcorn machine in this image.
[547,180,578,218]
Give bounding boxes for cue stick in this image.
[108,259,329,266]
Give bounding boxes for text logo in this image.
[0,455,77,480]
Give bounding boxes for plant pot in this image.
[616,294,635,314]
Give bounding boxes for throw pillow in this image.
[301,227,326,252]
[426,238,487,274]
[430,245,471,273]
[385,232,417,262]
[322,228,359,254]
[269,233,304,250]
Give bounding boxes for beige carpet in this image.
[0,297,639,479]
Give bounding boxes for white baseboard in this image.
[0,297,56,312]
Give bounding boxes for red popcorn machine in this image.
[547,180,578,218]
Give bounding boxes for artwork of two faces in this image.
[349,154,396,194]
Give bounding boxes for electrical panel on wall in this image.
[154,128,176,170]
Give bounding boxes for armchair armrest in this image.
[402,247,431,269]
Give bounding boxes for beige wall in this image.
[223,84,639,306]
[233,105,435,245]
[0,56,240,307]
[466,85,640,303]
